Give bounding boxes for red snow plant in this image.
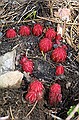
[49,83,62,106]
[25,80,44,103]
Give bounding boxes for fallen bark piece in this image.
[0,71,23,88]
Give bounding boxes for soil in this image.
[0,0,79,120]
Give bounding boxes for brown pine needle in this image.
[26,100,38,118]
[10,106,15,120]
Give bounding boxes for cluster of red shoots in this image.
[25,80,62,106]
[19,56,34,74]
[49,83,62,106]
[6,23,68,106]
[38,26,67,77]
[25,80,44,103]
[6,23,43,38]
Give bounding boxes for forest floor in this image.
[0,0,79,120]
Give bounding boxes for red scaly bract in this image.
[55,34,62,41]
[32,24,43,36]
[19,56,28,65]
[55,34,62,45]
[22,60,33,74]
[25,80,44,103]
[6,29,16,38]
[39,38,53,53]
[25,91,37,104]
[20,56,33,74]
[55,65,64,76]
[49,83,62,106]
[51,47,67,62]
[28,80,44,93]
[45,28,56,40]
[19,26,30,36]
[62,44,68,50]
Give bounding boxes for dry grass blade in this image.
[10,106,15,120]
[26,100,38,118]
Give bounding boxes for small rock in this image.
[0,71,23,88]
[0,49,16,75]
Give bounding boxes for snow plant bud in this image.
[55,65,64,76]
[51,47,67,62]
[32,23,43,36]
[55,34,62,45]
[22,61,33,74]
[20,56,33,74]
[19,56,28,65]
[45,28,56,40]
[55,34,62,41]
[25,80,44,103]
[39,38,53,53]
[19,26,30,36]
[49,83,62,106]
[6,29,16,38]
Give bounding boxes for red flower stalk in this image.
[25,80,44,103]
[39,38,53,53]
[22,60,34,74]
[19,26,30,36]
[45,28,56,40]
[6,29,16,38]
[49,83,62,106]
[51,47,67,62]
[32,23,43,36]
[55,65,64,76]
[20,56,34,74]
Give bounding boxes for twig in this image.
[62,20,66,37]
[70,15,79,45]
[77,116,79,120]
[18,6,36,23]
[10,106,15,120]
[1,17,79,26]
[37,16,79,25]
[13,1,21,6]
[50,113,63,120]
[3,2,9,9]
[21,0,32,16]
[26,100,38,118]
[66,103,79,120]
[0,12,17,19]
[12,44,19,50]
[49,0,53,17]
